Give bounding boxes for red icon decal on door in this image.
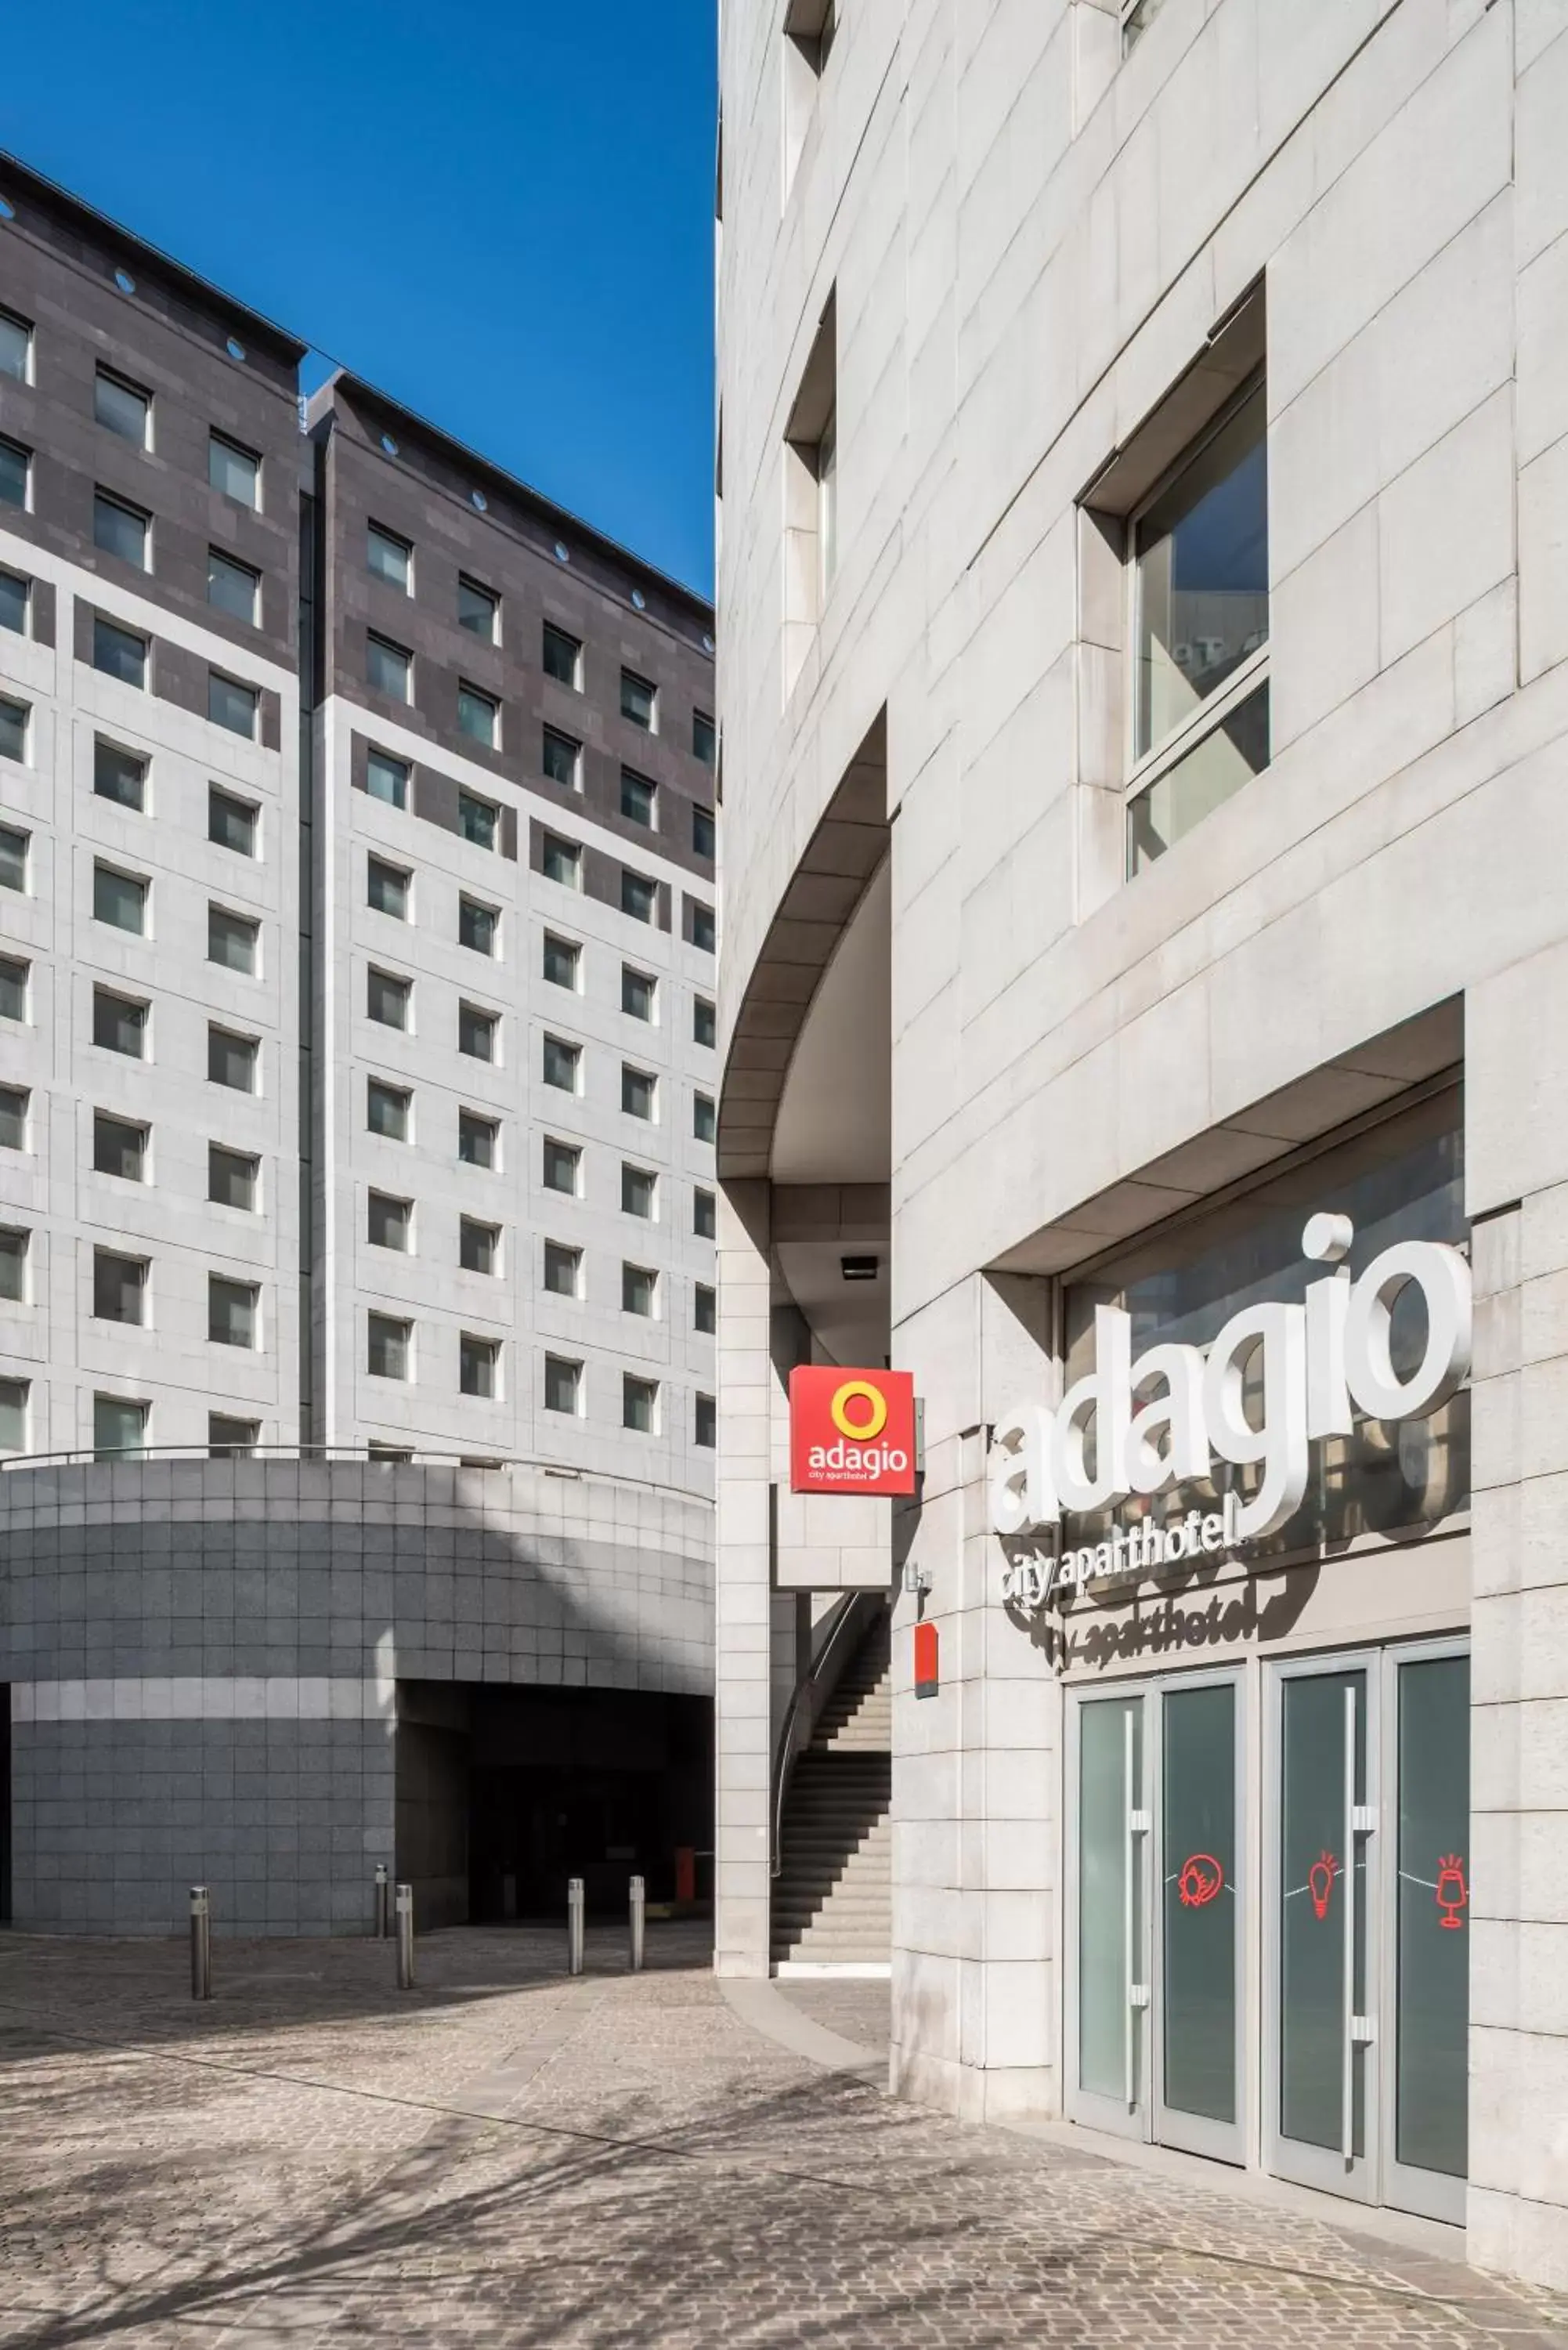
[1308,1851,1339,1921]
[1435,1854,1468,1929]
[1176,1853,1224,1908]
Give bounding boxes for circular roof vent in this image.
[226,335,246,362]
[381,432,399,457]
[114,267,135,294]
[554,541,570,564]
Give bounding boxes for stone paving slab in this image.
[0,1928,1563,2349]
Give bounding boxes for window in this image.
[94,862,147,935]
[94,1394,146,1459]
[458,577,498,641]
[0,309,31,382]
[543,1035,581,1093]
[94,988,147,1058]
[367,966,410,1029]
[622,1065,656,1121]
[367,1079,410,1141]
[0,436,30,509]
[784,297,837,663]
[694,1093,717,1144]
[623,1164,656,1220]
[620,769,657,829]
[96,739,147,810]
[208,1144,258,1210]
[543,1239,581,1296]
[367,633,412,702]
[367,524,412,592]
[543,726,581,790]
[0,696,27,764]
[209,1025,258,1091]
[92,1112,146,1181]
[368,1190,412,1251]
[208,905,259,975]
[543,1137,581,1196]
[693,804,716,860]
[208,786,257,855]
[209,1276,258,1348]
[457,683,499,750]
[210,432,260,508]
[0,1376,28,1455]
[460,896,497,956]
[694,996,716,1049]
[543,933,580,990]
[543,623,581,687]
[366,749,409,809]
[1125,373,1270,873]
[694,1186,716,1240]
[461,1217,500,1274]
[367,1444,413,1464]
[622,966,656,1021]
[0,569,30,635]
[0,823,27,892]
[0,1227,28,1303]
[367,856,410,918]
[92,616,146,687]
[459,1108,499,1168]
[209,672,258,739]
[695,1392,717,1448]
[621,871,656,924]
[544,1354,582,1415]
[208,548,260,625]
[693,710,717,766]
[367,1313,411,1379]
[96,369,150,446]
[621,669,657,731]
[457,789,497,848]
[690,901,717,953]
[0,956,27,1023]
[542,831,581,888]
[460,1333,500,1398]
[0,1087,27,1150]
[94,1249,146,1325]
[623,1263,657,1318]
[623,1374,659,1434]
[695,1282,717,1336]
[459,1002,498,1061]
[209,1414,258,1458]
[1121,0,1166,49]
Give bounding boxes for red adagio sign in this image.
[789,1367,917,1495]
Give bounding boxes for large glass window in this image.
[458,577,498,640]
[96,369,150,445]
[0,435,30,508]
[209,433,261,507]
[93,491,150,570]
[0,309,32,382]
[208,548,260,624]
[543,1139,580,1195]
[0,697,27,765]
[93,617,146,688]
[96,739,147,809]
[94,862,147,934]
[208,673,258,738]
[367,524,412,591]
[0,569,28,635]
[543,622,581,686]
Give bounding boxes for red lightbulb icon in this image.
[1436,1854,1468,1930]
[1309,1851,1338,1922]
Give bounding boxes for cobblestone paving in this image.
[0,1927,1565,2350]
[775,1978,890,2055]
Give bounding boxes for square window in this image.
[459,1001,498,1061]
[209,1413,258,1458]
[208,1025,258,1091]
[367,966,410,1029]
[693,804,716,860]
[1129,683,1270,876]
[209,432,260,508]
[0,309,31,383]
[543,1239,580,1296]
[367,632,412,702]
[694,1186,716,1240]
[94,988,147,1058]
[544,1354,582,1415]
[460,896,497,956]
[94,862,147,935]
[622,1065,656,1121]
[459,577,499,641]
[460,1333,499,1398]
[208,548,260,624]
[367,1312,411,1379]
[622,1164,656,1220]
[208,786,257,855]
[209,1275,258,1348]
[457,789,497,848]
[96,369,150,446]
[543,1035,580,1093]
[0,1226,28,1304]
[0,696,27,764]
[367,1079,410,1140]
[695,1282,717,1336]
[543,1137,580,1196]
[623,1263,657,1318]
[92,1111,146,1181]
[461,1217,500,1274]
[95,739,147,809]
[623,1373,659,1433]
[621,669,657,731]
[694,996,717,1048]
[0,435,29,509]
[93,1394,146,1459]
[543,726,581,789]
[458,684,499,750]
[543,932,580,989]
[690,901,717,953]
[621,870,656,924]
[695,1393,717,1448]
[368,1190,412,1250]
[0,823,27,892]
[0,1086,27,1150]
[92,616,146,687]
[459,1108,499,1168]
[94,490,150,570]
[542,831,581,888]
[208,904,258,975]
[367,523,412,591]
[622,966,656,1021]
[209,672,258,739]
[94,1248,146,1325]
[543,623,581,686]
[208,1144,258,1210]
[694,1091,717,1144]
[693,710,717,766]
[367,856,410,918]
[621,769,657,829]
[0,1376,29,1455]
[0,568,28,635]
[0,955,26,1022]
[366,748,409,808]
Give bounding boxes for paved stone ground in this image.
[0,1927,1564,2350]
[775,1976,891,2055]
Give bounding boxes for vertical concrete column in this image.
[714,1179,776,1977]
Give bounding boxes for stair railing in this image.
[770,1592,877,1880]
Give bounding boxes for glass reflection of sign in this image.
[789,1367,916,1496]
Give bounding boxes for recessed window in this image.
[0,696,27,765]
[543,1239,581,1296]
[461,1217,500,1275]
[694,1186,716,1240]
[367,1313,411,1380]
[367,632,412,703]
[0,1376,28,1455]
[544,1354,582,1415]
[0,309,31,383]
[457,683,499,750]
[93,1248,146,1326]
[0,1226,28,1303]
[620,768,657,829]
[94,988,147,1058]
[366,748,409,808]
[208,548,261,625]
[367,1442,413,1463]
[543,1137,581,1196]
[459,1001,498,1061]
[208,786,257,855]
[93,1394,146,1459]
[690,902,716,953]
[459,895,497,956]
[0,823,27,892]
[94,739,147,810]
[0,954,27,1023]
[459,1108,499,1168]
[693,997,716,1048]
[367,1079,410,1141]
[543,1035,581,1093]
[693,710,717,766]
[208,672,258,739]
[92,616,146,688]
[92,1111,146,1181]
[694,1093,717,1144]
[1122,0,1165,49]
[695,1393,717,1448]
[621,669,657,732]
[460,1333,500,1398]
[368,1190,412,1251]
[543,932,580,990]
[458,577,498,642]
[208,904,259,975]
[208,1025,258,1092]
[622,1065,656,1121]
[0,436,28,512]
[209,1414,258,1458]
[208,1144,258,1210]
[623,1263,658,1318]
[457,789,497,848]
[543,623,581,687]
[543,726,581,790]
[0,1086,27,1149]
[621,871,656,924]
[367,523,412,592]
[209,1275,258,1349]
[623,1374,659,1434]
[94,861,148,935]
[96,368,150,446]
[0,568,28,636]
[367,856,410,919]
[367,966,411,1029]
[623,1164,657,1220]
[542,831,581,889]
[693,805,716,860]
[209,432,260,508]
[622,966,656,1021]
[695,1282,717,1336]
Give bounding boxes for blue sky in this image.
[0,1,718,596]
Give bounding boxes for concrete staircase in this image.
[771,1608,891,1970]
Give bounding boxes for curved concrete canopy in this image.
[770,857,891,1185]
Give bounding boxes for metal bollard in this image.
[395,1881,414,1990]
[374,1862,390,1940]
[567,1875,585,1976]
[190,1885,212,2001]
[628,1874,645,1974]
